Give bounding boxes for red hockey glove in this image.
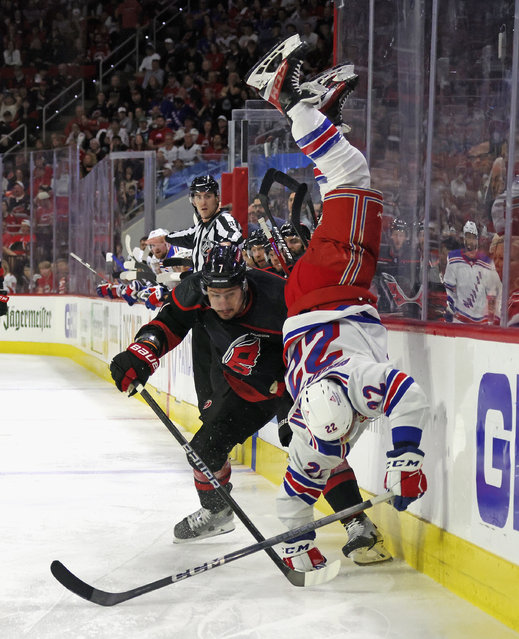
[0,292,8,317]
[96,283,112,298]
[138,285,167,310]
[121,281,143,306]
[110,341,159,394]
[384,445,427,511]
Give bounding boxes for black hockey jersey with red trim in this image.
[136,268,287,402]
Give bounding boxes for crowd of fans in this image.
[0,0,334,294]
[1,0,519,326]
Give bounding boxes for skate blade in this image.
[311,63,357,87]
[350,542,393,565]
[173,521,236,544]
[245,34,302,90]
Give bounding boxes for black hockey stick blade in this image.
[51,560,173,606]
[50,491,393,606]
[161,257,194,268]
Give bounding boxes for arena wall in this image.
[1,294,518,631]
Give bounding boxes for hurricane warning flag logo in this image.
[222,335,261,376]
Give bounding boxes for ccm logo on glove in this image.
[384,446,427,511]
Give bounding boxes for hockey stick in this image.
[124,234,157,284]
[380,273,423,309]
[259,168,318,230]
[258,217,291,276]
[50,490,393,606]
[70,252,111,282]
[129,386,340,587]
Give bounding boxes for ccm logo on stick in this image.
[476,372,518,530]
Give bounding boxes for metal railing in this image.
[97,1,187,89]
[150,1,187,47]
[42,79,85,144]
[98,31,141,89]
[1,123,27,158]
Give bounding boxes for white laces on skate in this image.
[186,507,212,530]
[345,517,366,539]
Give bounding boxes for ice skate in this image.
[342,513,392,565]
[173,505,235,543]
[281,538,328,571]
[300,64,359,134]
[245,35,318,114]
[302,62,357,91]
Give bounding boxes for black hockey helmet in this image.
[201,244,247,291]
[390,218,408,233]
[281,222,311,244]
[189,174,219,201]
[280,222,297,237]
[246,229,267,249]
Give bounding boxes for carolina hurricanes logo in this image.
[222,335,261,376]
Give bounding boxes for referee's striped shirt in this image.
[166,210,243,272]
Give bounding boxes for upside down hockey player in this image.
[245,35,429,571]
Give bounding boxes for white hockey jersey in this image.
[278,305,428,528]
[443,249,501,323]
[283,305,428,453]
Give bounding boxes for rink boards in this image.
[1,294,518,631]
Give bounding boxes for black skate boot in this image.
[342,512,392,565]
[245,35,317,115]
[173,482,235,543]
[300,63,359,133]
[173,505,235,543]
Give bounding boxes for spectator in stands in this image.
[88,137,106,161]
[117,106,132,132]
[80,151,98,177]
[139,43,159,74]
[116,0,142,41]
[7,181,29,226]
[32,154,53,194]
[177,129,202,166]
[215,114,228,144]
[34,191,54,260]
[89,91,110,120]
[88,32,111,64]
[203,132,226,159]
[142,55,165,89]
[4,40,22,66]
[103,118,130,148]
[147,113,173,150]
[1,259,17,294]
[157,131,178,168]
[34,260,54,293]
[161,37,177,68]
[197,117,214,151]
[0,93,21,123]
[65,122,86,148]
[0,112,17,150]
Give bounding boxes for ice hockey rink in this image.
[1,354,517,639]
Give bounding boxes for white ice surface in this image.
[0,354,517,639]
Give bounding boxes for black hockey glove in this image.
[278,415,293,447]
[277,391,294,447]
[110,342,160,394]
[0,291,9,317]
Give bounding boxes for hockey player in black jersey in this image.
[111,244,292,542]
